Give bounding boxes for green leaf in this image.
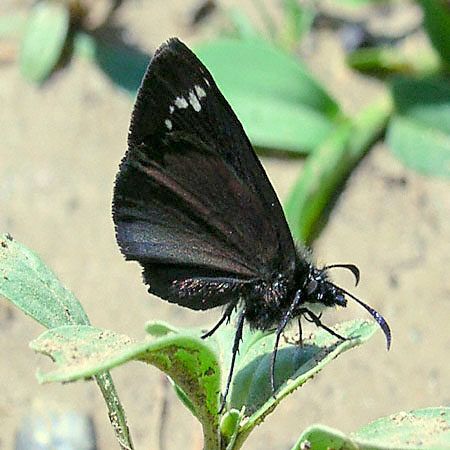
[20,0,70,83]
[195,38,341,153]
[387,77,450,178]
[31,325,221,450]
[352,407,450,449]
[419,0,450,65]
[229,320,378,448]
[292,407,450,450]
[0,233,89,328]
[285,95,392,243]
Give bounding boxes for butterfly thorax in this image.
[244,257,347,331]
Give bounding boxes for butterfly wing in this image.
[112,38,296,310]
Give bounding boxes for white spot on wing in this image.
[169,105,175,114]
[189,90,201,112]
[204,77,210,87]
[174,96,188,109]
[164,119,172,130]
[195,85,206,99]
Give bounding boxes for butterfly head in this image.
[303,266,347,308]
[301,262,391,350]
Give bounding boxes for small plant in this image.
[1,234,449,450]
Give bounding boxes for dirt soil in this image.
[1,1,449,449]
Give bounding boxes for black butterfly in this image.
[112,38,391,410]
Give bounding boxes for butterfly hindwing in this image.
[112,38,296,309]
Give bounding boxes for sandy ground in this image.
[1,1,449,449]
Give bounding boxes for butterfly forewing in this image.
[112,38,296,309]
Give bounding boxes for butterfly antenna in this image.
[331,283,391,350]
[324,264,360,286]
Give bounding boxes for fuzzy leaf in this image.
[292,407,450,450]
[31,325,221,449]
[0,235,132,449]
[352,407,450,449]
[0,234,89,328]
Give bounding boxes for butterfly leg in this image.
[282,316,304,346]
[219,309,246,413]
[270,290,303,395]
[303,309,347,341]
[201,299,238,339]
[297,317,303,345]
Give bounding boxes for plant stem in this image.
[95,372,134,450]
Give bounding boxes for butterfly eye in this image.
[306,279,318,295]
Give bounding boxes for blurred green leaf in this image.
[20,1,70,83]
[391,77,450,134]
[388,117,450,178]
[419,0,450,65]
[278,0,315,51]
[285,95,392,243]
[0,234,89,328]
[292,407,450,450]
[347,46,441,76]
[32,325,221,449]
[196,38,339,116]
[74,31,149,95]
[195,38,342,153]
[387,77,450,178]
